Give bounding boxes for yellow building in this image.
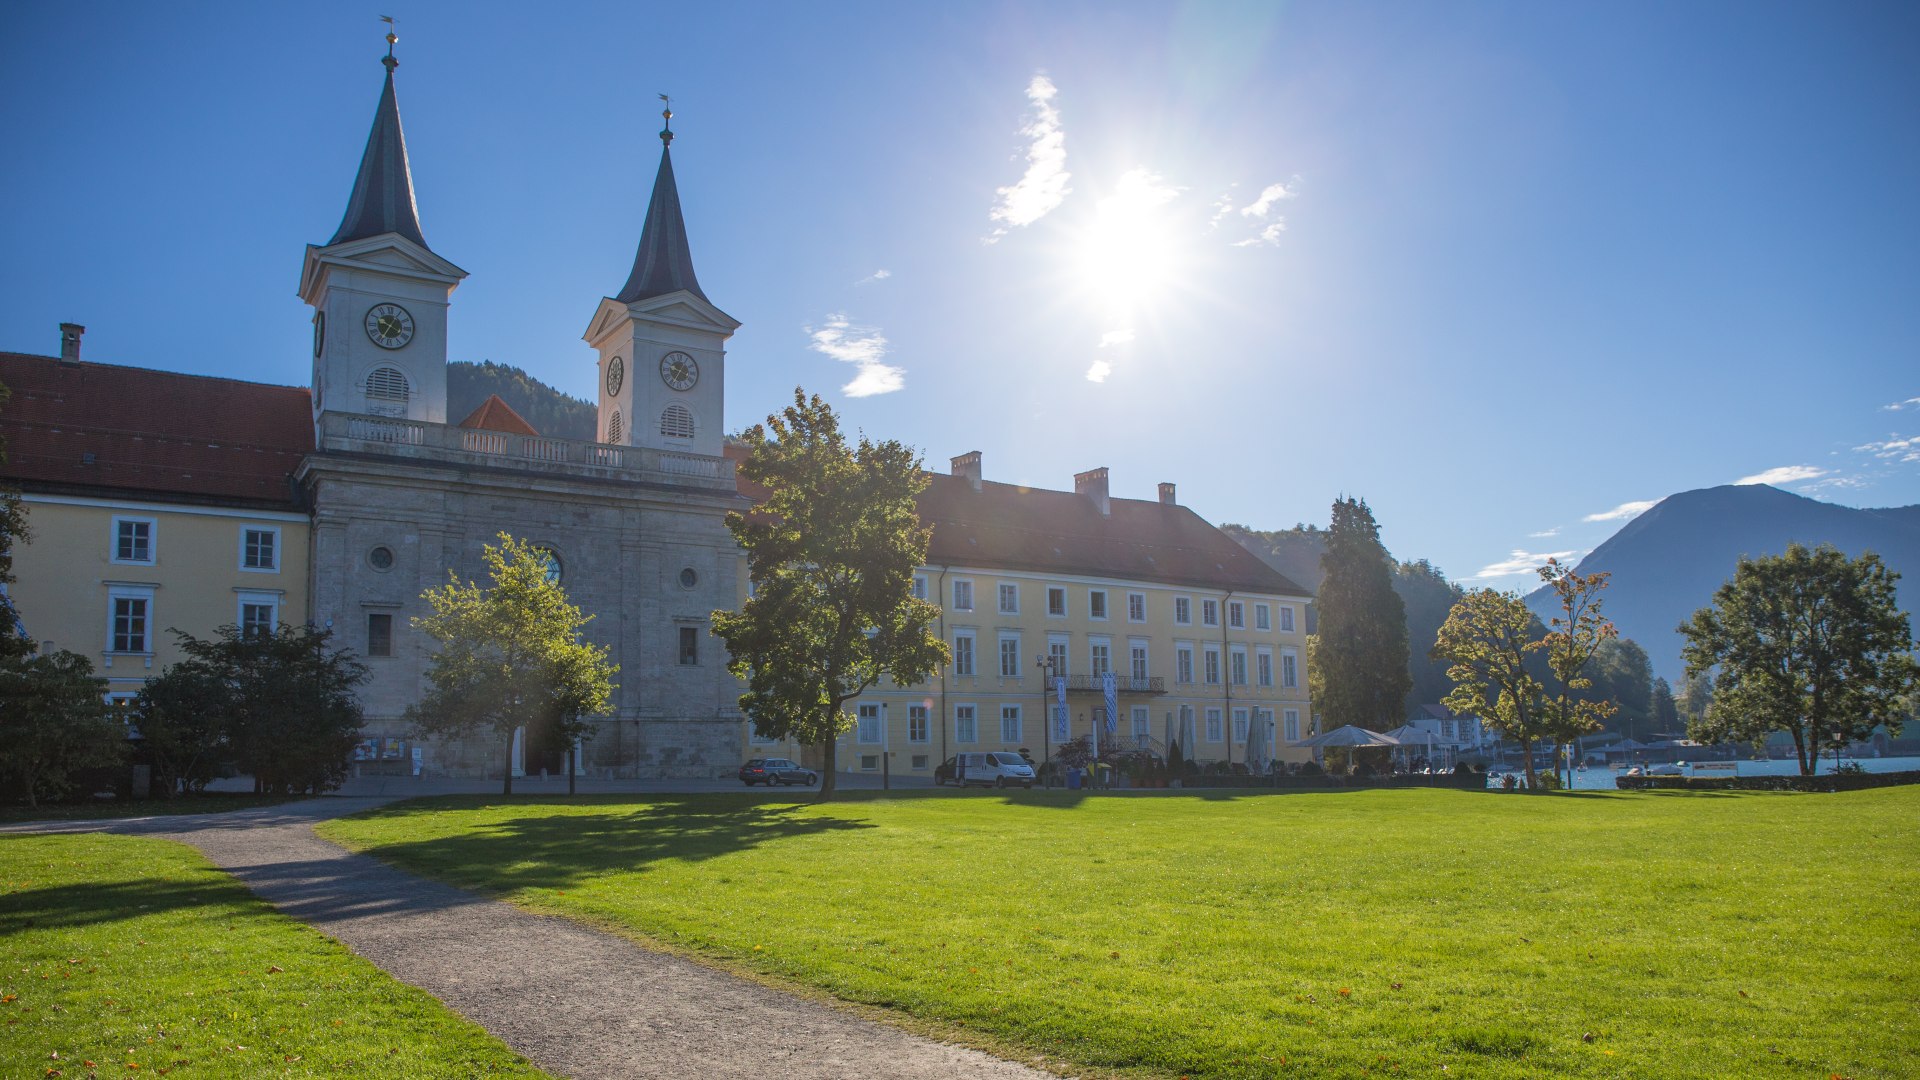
[1,336,314,700]
[742,453,1314,779]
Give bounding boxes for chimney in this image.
[58,322,85,365]
[1074,467,1111,517]
[950,450,983,492]
[1158,482,1177,506]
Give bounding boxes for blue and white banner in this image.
[1053,677,1070,741]
[1102,671,1118,734]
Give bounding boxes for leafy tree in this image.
[135,624,368,796]
[1649,676,1679,736]
[1308,497,1410,731]
[411,533,617,795]
[1536,559,1619,785]
[1394,558,1464,715]
[0,649,126,808]
[1676,669,1714,728]
[711,390,947,799]
[1585,637,1654,731]
[1679,543,1916,775]
[0,379,30,661]
[1433,589,1550,787]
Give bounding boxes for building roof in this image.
[328,58,431,252]
[456,394,538,436]
[614,145,708,305]
[0,352,313,509]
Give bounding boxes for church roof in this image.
[456,394,538,436]
[0,352,313,509]
[614,145,708,305]
[328,58,431,251]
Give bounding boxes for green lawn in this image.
[0,832,550,1078]
[0,795,297,826]
[320,787,1920,1079]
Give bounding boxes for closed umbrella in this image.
[1245,710,1270,774]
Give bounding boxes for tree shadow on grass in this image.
[343,799,876,894]
[0,876,254,934]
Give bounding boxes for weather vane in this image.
[380,15,398,70]
[659,93,673,146]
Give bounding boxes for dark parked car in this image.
[933,755,958,785]
[739,757,818,787]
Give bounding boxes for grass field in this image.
[0,832,550,1078]
[322,787,1920,1080]
[0,795,296,826]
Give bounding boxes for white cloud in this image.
[1528,527,1562,538]
[1098,328,1135,348]
[1206,188,1237,230]
[1085,360,1113,383]
[855,269,891,285]
[1735,465,1827,486]
[1582,499,1657,523]
[1855,435,1920,463]
[805,314,904,398]
[1230,221,1287,248]
[1881,397,1920,411]
[987,75,1071,241]
[1476,548,1582,580]
[1240,181,1295,218]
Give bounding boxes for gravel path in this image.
[6,799,1055,1080]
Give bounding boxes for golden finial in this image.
[659,93,673,147]
[381,15,398,70]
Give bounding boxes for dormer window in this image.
[365,367,410,417]
[660,404,695,440]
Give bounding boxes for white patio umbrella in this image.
[1385,724,1441,769]
[1295,725,1401,749]
[1245,711,1271,774]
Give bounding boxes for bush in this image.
[0,649,128,808]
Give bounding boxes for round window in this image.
[679,567,698,589]
[368,546,395,571]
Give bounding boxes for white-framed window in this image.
[1255,603,1271,631]
[111,516,155,565]
[997,582,1019,614]
[1174,596,1191,625]
[1202,599,1219,627]
[1257,649,1274,687]
[1089,639,1111,678]
[1282,649,1299,689]
[1176,645,1194,684]
[1047,586,1067,617]
[952,632,975,676]
[1228,601,1245,629]
[1127,592,1146,622]
[106,586,154,654]
[1233,708,1250,743]
[660,404,695,439]
[1130,705,1150,742]
[1089,590,1108,620]
[955,704,978,744]
[240,526,280,572]
[856,703,882,744]
[911,753,929,770]
[912,574,928,600]
[1279,605,1296,633]
[860,754,880,772]
[1284,709,1301,742]
[908,704,930,743]
[1000,704,1022,744]
[1129,640,1149,682]
[1204,645,1221,685]
[1047,635,1070,678]
[237,592,279,638]
[1230,647,1248,686]
[998,633,1021,678]
[1205,708,1224,743]
[952,579,974,611]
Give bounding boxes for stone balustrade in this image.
[323,411,734,490]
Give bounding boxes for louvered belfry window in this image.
[365,367,410,416]
[660,404,695,439]
[607,409,623,443]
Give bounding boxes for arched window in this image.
[659,404,695,440]
[606,409,623,444]
[365,367,410,417]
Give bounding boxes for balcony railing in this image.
[319,411,733,491]
[1057,673,1167,695]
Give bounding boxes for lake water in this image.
[1491,755,1920,791]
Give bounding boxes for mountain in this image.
[1526,485,1920,680]
[448,361,596,442]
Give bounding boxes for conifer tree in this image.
[1307,497,1410,731]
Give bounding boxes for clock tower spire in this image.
[300,25,466,437]
[584,102,738,457]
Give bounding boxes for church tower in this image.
[300,37,466,435]
[584,105,739,458]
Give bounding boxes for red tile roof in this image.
[457,394,539,436]
[0,353,313,509]
[724,439,1307,596]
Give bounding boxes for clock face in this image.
[312,311,326,358]
[364,303,415,350]
[659,351,699,391]
[606,356,625,395]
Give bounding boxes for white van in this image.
[951,751,1036,789]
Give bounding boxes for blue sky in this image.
[3,2,1916,588]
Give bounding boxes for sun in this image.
[1069,168,1186,316]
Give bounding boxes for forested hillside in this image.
[447,361,596,442]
